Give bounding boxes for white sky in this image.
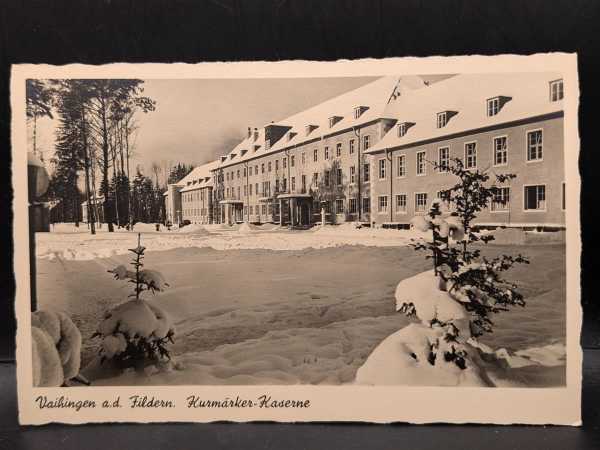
[31,74,451,178]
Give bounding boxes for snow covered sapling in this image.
[406,158,529,364]
[92,234,174,371]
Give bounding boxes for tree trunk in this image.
[100,98,114,232]
[81,104,96,235]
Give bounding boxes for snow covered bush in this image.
[406,158,529,364]
[92,234,174,371]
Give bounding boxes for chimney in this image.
[247,127,252,139]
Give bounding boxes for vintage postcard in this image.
[12,54,582,425]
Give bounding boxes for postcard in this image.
[13,54,582,425]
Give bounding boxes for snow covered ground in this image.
[36,233,567,387]
[36,222,430,261]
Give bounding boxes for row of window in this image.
[183,208,210,217]
[222,135,372,182]
[379,129,544,180]
[182,190,208,203]
[375,183,562,214]
[234,197,373,218]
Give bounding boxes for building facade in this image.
[365,73,565,230]
[165,73,566,230]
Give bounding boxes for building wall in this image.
[181,186,213,224]
[368,115,565,228]
[165,184,182,225]
[215,120,390,224]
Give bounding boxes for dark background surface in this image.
[0,0,599,448]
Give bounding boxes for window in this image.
[349,139,355,154]
[275,179,280,192]
[324,146,329,160]
[237,170,240,179]
[262,204,267,215]
[226,172,229,181]
[524,185,546,210]
[354,107,362,119]
[336,142,342,157]
[336,168,343,186]
[248,166,252,176]
[416,151,426,175]
[291,155,295,167]
[491,187,510,211]
[378,196,388,213]
[313,149,318,162]
[248,205,252,215]
[465,142,477,169]
[350,166,356,184]
[301,175,306,192]
[363,135,370,150]
[397,122,407,137]
[527,130,543,161]
[313,172,318,185]
[291,177,296,191]
[335,199,344,214]
[438,147,449,172]
[378,159,386,179]
[255,165,258,175]
[274,160,278,171]
[324,171,330,186]
[243,167,247,177]
[363,197,370,213]
[301,152,306,165]
[282,178,287,191]
[243,185,247,196]
[396,194,407,213]
[363,163,370,182]
[487,97,500,117]
[562,182,566,210]
[493,136,507,166]
[397,155,406,177]
[550,79,564,102]
[415,193,428,212]
[249,184,253,195]
[349,198,357,214]
[261,163,265,173]
[283,157,287,169]
[237,186,240,199]
[329,117,336,128]
[437,112,447,128]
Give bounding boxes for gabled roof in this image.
[179,160,220,192]
[216,76,427,169]
[366,72,564,154]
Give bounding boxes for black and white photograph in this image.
[12,55,582,425]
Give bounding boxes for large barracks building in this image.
[165,73,565,230]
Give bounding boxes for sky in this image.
[32,74,453,180]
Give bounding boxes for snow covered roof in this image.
[179,160,220,192]
[216,76,427,169]
[366,72,564,154]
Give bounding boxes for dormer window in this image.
[437,112,448,128]
[487,97,500,117]
[550,79,564,102]
[353,106,368,119]
[436,111,457,129]
[240,149,248,156]
[328,116,343,128]
[253,145,260,152]
[397,122,407,137]
[253,128,259,141]
[305,124,318,136]
[287,131,297,142]
[229,153,236,160]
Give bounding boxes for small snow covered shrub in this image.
[407,158,529,364]
[92,234,174,371]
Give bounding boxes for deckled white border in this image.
[12,54,582,425]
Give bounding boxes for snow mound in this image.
[355,323,492,386]
[176,224,210,235]
[515,343,566,367]
[237,222,254,234]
